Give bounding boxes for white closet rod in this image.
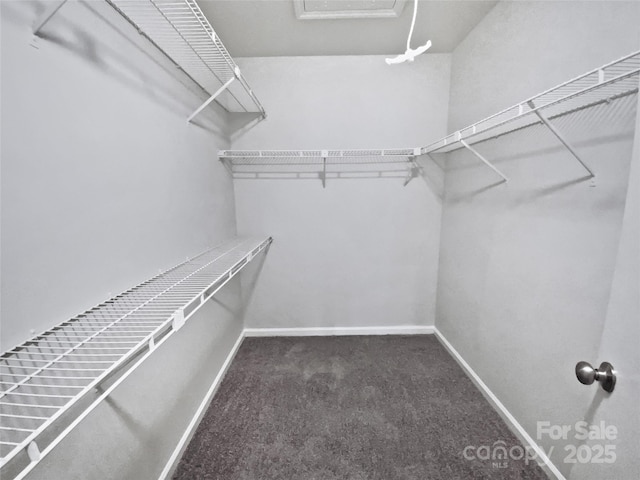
[220,50,640,183]
[0,237,272,479]
[32,0,266,120]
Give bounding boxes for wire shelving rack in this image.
[218,149,424,186]
[33,0,266,121]
[220,50,640,184]
[0,236,272,479]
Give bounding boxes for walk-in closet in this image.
[1,1,639,479]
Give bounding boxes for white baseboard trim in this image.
[243,325,435,337]
[159,325,433,478]
[161,325,563,480]
[158,329,245,480]
[433,327,565,480]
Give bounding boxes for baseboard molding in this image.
[160,324,433,477]
[161,325,563,480]
[158,329,246,480]
[243,325,435,337]
[433,327,565,480]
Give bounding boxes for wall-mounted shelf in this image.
[219,149,419,160]
[218,149,423,187]
[219,50,640,185]
[33,0,266,122]
[0,236,272,479]
[421,50,640,181]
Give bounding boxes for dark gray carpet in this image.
[173,336,549,480]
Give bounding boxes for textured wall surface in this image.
[1,1,244,478]
[436,1,640,478]
[1,0,236,351]
[233,55,450,330]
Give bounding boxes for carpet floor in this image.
[173,335,549,479]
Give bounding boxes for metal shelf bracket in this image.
[33,0,68,36]
[172,309,185,330]
[27,442,40,463]
[321,151,328,188]
[403,154,421,187]
[459,138,509,183]
[187,70,238,123]
[527,100,595,179]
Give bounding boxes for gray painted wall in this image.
[232,55,450,329]
[436,1,640,478]
[1,1,244,478]
[1,0,235,351]
[3,1,639,478]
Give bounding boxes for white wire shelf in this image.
[34,0,265,120]
[218,149,423,187]
[421,50,640,156]
[0,236,272,478]
[219,50,640,184]
[108,0,265,118]
[218,149,420,162]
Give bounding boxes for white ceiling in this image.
[196,0,498,57]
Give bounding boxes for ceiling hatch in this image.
[294,0,408,19]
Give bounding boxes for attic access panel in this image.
[294,0,407,19]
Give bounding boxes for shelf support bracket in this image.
[460,139,509,183]
[33,0,69,36]
[187,76,235,123]
[321,152,327,188]
[172,309,185,331]
[27,441,40,462]
[404,155,421,187]
[527,100,594,178]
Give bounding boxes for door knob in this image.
[575,361,616,393]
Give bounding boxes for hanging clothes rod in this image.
[220,50,640,183]
[32,0,266,120]
[0,236,272,479]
